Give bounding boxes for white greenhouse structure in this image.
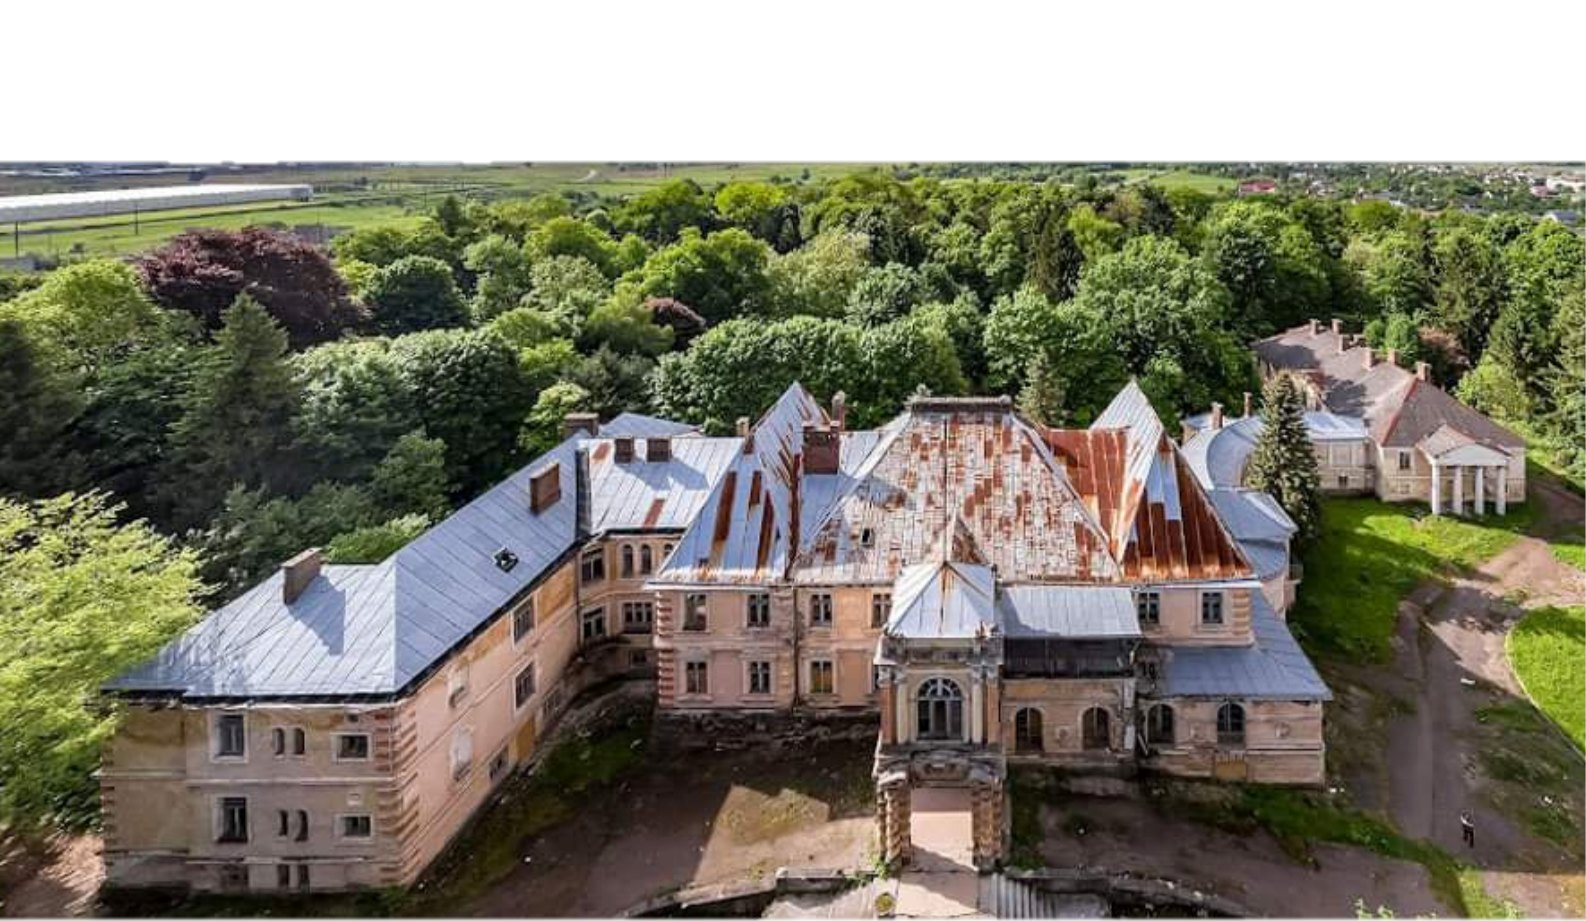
[0,184,313,224]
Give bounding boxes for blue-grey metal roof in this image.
[107,437,587,700]
[999,586,1141,639]
[584,436,740,533]
[1157,593,1331,700]
[1208,488,1296,544]
[598,412,699,439]
[883,561,998,639]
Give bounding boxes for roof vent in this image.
[529,462,561,514]
[494,548,519,572]
[613,436,635,463]
[647,436,671,463]
[282,548,323,605]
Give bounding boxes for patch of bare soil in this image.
[0,831,102,918]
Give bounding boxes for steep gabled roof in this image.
[1062,382,1254,582]
[883,561,999,639]
[793,397,1118,584]
[1381,380,1524,449]
[651,383,831,584]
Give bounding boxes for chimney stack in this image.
[647,436,671,463]
[282,548,323,605]
[803,421,839,475]
[736,417,754,454]
[613,436,634,463]
[1210,402,1225,431]
[562,413,599,439]
[1242,391,1253,418]
[1415,361,1431,383]
[1386,348,1399,367]
[529,462,561,513]
[831,391,848,431]
[1362,348,1376,371]
[1308,319,1320,335]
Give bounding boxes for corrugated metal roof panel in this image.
[1157,592,1330,700]
[584,436,740,533]
[884,561,998,639]
[999,586,1140,638]
[598,412,699,439]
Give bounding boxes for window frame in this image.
[871,592,892,629]
[746,592,771,629]
[621,600,655,634]
[1145,703,1176,746]
[580,546,606,584]
[808,593,834,629]
[337,814,374,841]
[291,727,305,756]
[1081,706,1111,751]
[1200,591,1225,626]
[1397,450,1412,471]
[1136,589,1161,627]
[1013,707,1044,753]
[514,663,537,710]
[684,659,709,696]
[512,596,536,644]
[915,677,963,741]
[683,593,708,632]
[216,796,250,844]
[1217,701,1247,747]
[620,544,635,578]
[213,712,248,762]
[747,659,773,697]
[333,733,371,762]
[808,659,835,696]
[639,544,654,575]
[295,809,309,842]
[580,606,608,642]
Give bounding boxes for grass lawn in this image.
[1117,168,1235,192]
[1551,537,1585,570]
[1291,498,1539,662]
[1507,605,1586,749]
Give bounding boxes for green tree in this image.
[0,320,84,496]
[290,339,420,484]
[325,514,431,563]
[566,346,657,419]
[330,220,457,268]
[845,262,956,326]
[370,430,452,521]
[463,235,535,322]
[767,230,871,317]
[1200,202,1328,338]
[199,482,379,594]
[1065,203,1124,263]
[1543,289,1585,483]
[163,296,300,528]
[580,297,673,356]
[613,179,716,244]
[1455,354,1531,423]
[526,217,620,277]
[1430,226,1506,359]
[0,492,203,828]
[72,344,199,517]
[365,255,468,335]
[520,382,591,456]
[0,259,167,372]
[1245,374,1322,542]
[634,228,775,324]
[523,255,610,336]
[1017,351,1067,426]
[714,181,797,247]
[1349,231,1431,318]
[857,314,967,424]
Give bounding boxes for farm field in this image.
[1118,167,1236,192]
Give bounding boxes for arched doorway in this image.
[1013,707,1044,752]
[916,677,964,741]
[1081,706,1110,750]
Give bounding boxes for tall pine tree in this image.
[162,295,300,529]
[1245,373,1322,542]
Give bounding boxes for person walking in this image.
[1460,810,1475,849]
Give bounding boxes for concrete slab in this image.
[893,870,986,918]
[910,787,975,871]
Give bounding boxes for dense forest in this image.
[1,169,1582,828]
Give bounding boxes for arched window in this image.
[1145,704,1175,746]
[621,545,635,578]
[1217,702,1246,746]
[1081,707,1111,750]
[916,678,964,741]
[640,545,654,574]
[1013,708,1044,752]
[272,727,286,756]
[291,727,306,755]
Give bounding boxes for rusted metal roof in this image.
[1069,383,1254,582]
[794,398,1118,584]
[583,435,739,533]
[650,383,831,585]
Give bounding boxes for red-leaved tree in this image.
[137,227,366,349]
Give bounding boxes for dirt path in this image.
[0,832,102,918]
[1373,484,1585,916]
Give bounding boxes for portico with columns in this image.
[1420,427,1512,517]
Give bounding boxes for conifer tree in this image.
[1017,351,1067,426]
[1246,372,1322,542]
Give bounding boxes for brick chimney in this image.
[282,548,322,605]
[529,462,561,513]
[647,436,671,463]
[1386,348,1399,367]
[1242,391,1253,418]
[562,413,599,439]
[803,421,839,475]
[831,391,848,431]
[1210,402,1225,430]
[1362,348,1376,371]
[1415,361,1431,382]
[613,436,634,463]
[736,417,754,454]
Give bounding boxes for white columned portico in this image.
[1497,466,1508,515]
[1431,461,1442,515]
[1452,466,1464,516]
[1474,466,1485,516]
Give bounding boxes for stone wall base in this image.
[652,708,880,753]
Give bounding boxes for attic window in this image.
[859,527,875,549]
[494,548,519,573]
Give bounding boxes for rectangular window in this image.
[277,864,292,889]
[296,864,310,891]
[685,660,709,695]
[276,809,290,838]
[450,727,473,781]
[488,748,509,782]
[512,597,535,643]
[1398,450,1412,471]
[640,545,654,575]
[295,810,308,842]
[809,660,835,695]
[581,547,605,584]
[1337,474,1349,488]
[1137,590,1160,626]
[809,593,833,628]
[1201,591,1225,625]
[746,592,771,628]
[219,865,249,892]
[581,607,607,641]
[622,600,655,634]
[514,663,536,709]
[217,797,249,843]
[335,733,370,761]
[683,593,708,631]
[621,545,635,578]
[747,660,772,696]
[215,714,246,759]
[871,593,892,629]
[339,815,373,839]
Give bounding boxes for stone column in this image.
[877,777,912,868]
[894,671,910,745]
[1431,461,1442,515]
[1497,466,1508,515]
[970,670,984,744]
[984,673,1002,747]
[1475,466,1486,516]
[1452,465,1464,516]
[970,780,1006,870]
[879,674,897,745]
